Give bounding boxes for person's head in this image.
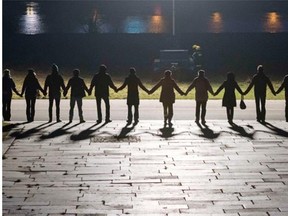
[99,64,107,74]
[164,70,172,78]
[198,70,205,78]
[129,67,136,75]
[3,69,11,77]
[73,69,80,77]
[52,64,59,75]
[27,68,36,78]
[257,65,264,74]
[227,72,235,81]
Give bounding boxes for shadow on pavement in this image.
[229,122,255,139]
[116,123,136,139]
[40,122,81,140]
[260,121,288,138]
[70,122,107,141]
[196,122,221,139]
[10,122,57,139]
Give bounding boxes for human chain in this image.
[3,64,288,126]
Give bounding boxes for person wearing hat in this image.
[3,69,21,121]
[44,64,65,122]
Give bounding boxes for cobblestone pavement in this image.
[2,120,288,215]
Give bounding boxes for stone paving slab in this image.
[2,120,288,215]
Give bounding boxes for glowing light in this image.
[19,2,45,34]
[149,15,165,33]
[123,17,146,33]
[209,12,223,33]
[264,12,282,33]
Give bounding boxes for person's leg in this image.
[195,101,200,123]
[286,99,288,122]
[230,107,234,122]
[255,96,261,121]
[69,97,76,122]
[134,105,139,123]
[77,98,84,122]
[201,101,207,123]
[48,97,54,122]
[226,107,230,121]
[260,96,266,122]
[6,97,12,121]
[127,105,132,123]
[30,97,36,122]
[103,97,111,122]
[25,96,31,121]
[55,96,61,122]
[163,103,168,125]
[168,103,173,126]
[96,97,102,122]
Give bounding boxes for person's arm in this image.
[138,79,149,93]
[37,80,45,95]
[235,82,244,95]
[173,80,185,95]
[20,78,27,97]
[64,80,71,97]
[44,76,49,95]
[60,76,66,92]
[108,75,117,92]
[89,76,95,95]
[83,80,89,95]
[117,79,127,92]
[214,83,224,96]
[186,80,195,95]
[149,80,162,94]
[267,77,276,95]
[244,77,254,95]
[276,78,285,94]
[207,80,214,95]
[11,79,21,96]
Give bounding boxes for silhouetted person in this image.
[276,74,288,122]
[149,70,184,127]
[3,69,21,121]
[117,68,149,125]
[214,72,244,124]
[64,69,89,123]
[185,70,214,124]
[44,64,65,122]
[89,64,117,123]
[244,65,276,122]
[20,69,45,122]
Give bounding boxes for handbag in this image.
[240,95,246,110]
